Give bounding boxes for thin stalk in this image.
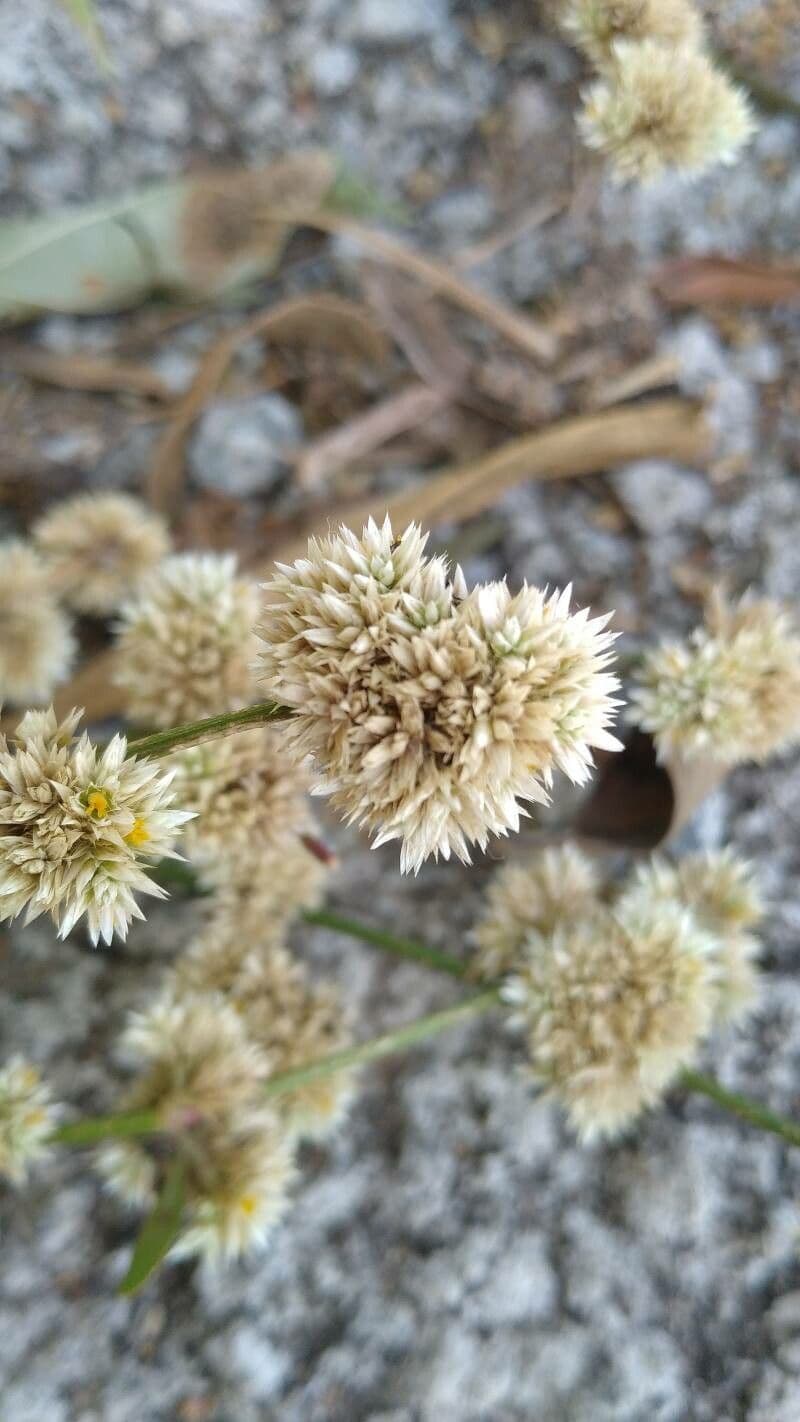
[126,701,291,760]
[303,908,468,979]
[680,1069,800,1150]
[53,1109,161,1146]
[262,987,502,1098]
[50,991,501,1147]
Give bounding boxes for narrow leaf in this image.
[120,1158,186,1295]
[58,0,110,69]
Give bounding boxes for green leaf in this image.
[120,1158,186,1295]
[57,0,110,69]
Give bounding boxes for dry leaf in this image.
[653,255,800,308]
[4,348,173,401]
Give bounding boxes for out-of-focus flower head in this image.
[562,0,702,70]
[619,851,763,1024]
[257,517,620,873]
[579,39,755,182]
[0,708,191,945]
[504,894,716,1140]
[97,995,294,1263]
[32,492,171,616]
[114,552,259,727]
[472,843,602,981]
[0,1056,59,1183]
[630,591,800,765]
[0,540,76,704]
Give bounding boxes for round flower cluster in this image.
[0,707,191,945]
[563,0,702,70]
[32,492,171,616]
[630,592,800,766]
[97,996,294,1263]
[114,552,259,727]
[477,844,763,1139]
[257,517,621,873]
[0,540,76,704]
[165,929,353,1141]
[0,1056,59,1183]
[563,0,755,183]
[471,842,601,982]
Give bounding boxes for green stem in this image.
[53,1109,162,1146]
[262,987,502,1098]
[680,1069,800,1150]
[303,908,468,979]
[51,991,500,1147]
[126,701,292,761]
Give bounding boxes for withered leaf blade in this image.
[653,255,800,308]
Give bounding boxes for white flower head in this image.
[473,843,602,981]
[579,39,755,182]
[505,895,716,1140]
[630,592,800,765]
[257,518,621,873]
[114,552,259,727]
[0,1056,59,1183]
[562,0,703,70]
[33,492,171,616]
[0,540,76,704]
[0,707,192,945]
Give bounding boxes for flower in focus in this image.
[630,592,800,765]
[32,492,171,616]
[504,894,716,1140]
[97,996,294,1263]
[0,540,76,704]
[114,552,259,727]
[257,517,620,873]
[619,851,763,1024]
[0,1056,58,1183]
[0,707,191,945]
[579,39,755,181]
[563,0,702,69]
[472,843,601,981]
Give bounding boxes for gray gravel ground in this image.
[2,1,800,1419]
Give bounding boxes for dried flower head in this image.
[200,835,331,941]
[173,727,314,869]
[563,0,702,70]
[32,492,171,616]
[472,843,602,981]
[620,851,763,1023]
[257,517,620,872]
[630,592,800,765]
[505,895,715,1139]
[97,996,293,1263]
[234,946,353,1140]
[114,552,259,727]
[579,39,755,181]
[0,1056,58,1183]
[0,540,76,704]
[0,707,191,945]
[164,931,352,1139]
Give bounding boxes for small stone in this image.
[189,393,303,497]
[346,0,445,45]
[611,461,712,535]
[309,45,360,98]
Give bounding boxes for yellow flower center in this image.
[126,818,150,847]
[239,1193,258,1216]
[86,789,111,819]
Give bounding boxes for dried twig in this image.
[297,383,449,489]
[4,349,174,401]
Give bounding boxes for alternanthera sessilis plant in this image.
[3,513,800,1288]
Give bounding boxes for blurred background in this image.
[2,2,800,1419]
